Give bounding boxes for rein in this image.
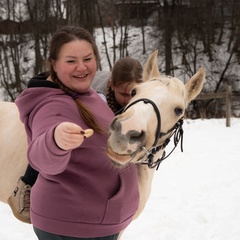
[123,98,184,170]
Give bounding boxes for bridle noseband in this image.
[123,98,184,170]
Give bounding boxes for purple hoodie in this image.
[15,74,139,238]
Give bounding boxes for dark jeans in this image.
[33,227,119,240]
[22,164,39,186]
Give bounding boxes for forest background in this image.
[0,0,239,118]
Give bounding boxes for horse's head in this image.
[106,50,205,167]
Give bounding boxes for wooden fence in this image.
[196,85,232,127]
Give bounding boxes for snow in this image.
[1,118,240,240]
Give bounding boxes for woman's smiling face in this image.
[52,39,97,93]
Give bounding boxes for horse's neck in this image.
[137,148,164,187]
[137,164,155,185]
[133,150,164,220]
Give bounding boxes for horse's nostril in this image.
[129,130,145,143]
[110,118,122,132]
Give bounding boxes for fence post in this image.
[226,85,232,127]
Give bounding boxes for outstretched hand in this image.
[54,122,93,150]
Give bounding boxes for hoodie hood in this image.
[15,73,64,123]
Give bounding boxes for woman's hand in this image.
[54,122,93,150]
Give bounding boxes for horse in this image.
[0,50,205,240]
[106,50,205,225]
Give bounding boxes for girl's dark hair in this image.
[48,26,105,134]
[107,57,143,114]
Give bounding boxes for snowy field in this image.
[0,118,240,240]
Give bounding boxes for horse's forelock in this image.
[159,76,188,106]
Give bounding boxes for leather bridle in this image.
[123,98,184,170]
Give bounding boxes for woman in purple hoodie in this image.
[11,26,140,240]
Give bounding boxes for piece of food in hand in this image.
[84,129,94,138]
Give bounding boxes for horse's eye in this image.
[175,107,183,116]
[131,89,136,97]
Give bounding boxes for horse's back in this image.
[0,101,27,202]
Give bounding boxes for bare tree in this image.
[0,0,30,100]
[0,0,239,118]
[66,0,96,34]
[95,0,112,70]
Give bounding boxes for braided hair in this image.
[106,57,143,115]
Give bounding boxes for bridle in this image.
[123,98,184,170]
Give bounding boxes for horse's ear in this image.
[185,67,206,103]
[142,50,160,82]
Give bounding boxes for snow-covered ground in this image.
[1,118,240,240]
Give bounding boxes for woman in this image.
[12,26,139,240]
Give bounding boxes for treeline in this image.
[0,0,239,117]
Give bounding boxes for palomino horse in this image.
[0,50,205,239]
[106,50,205,222]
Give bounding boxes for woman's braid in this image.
[51,72,106,134]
